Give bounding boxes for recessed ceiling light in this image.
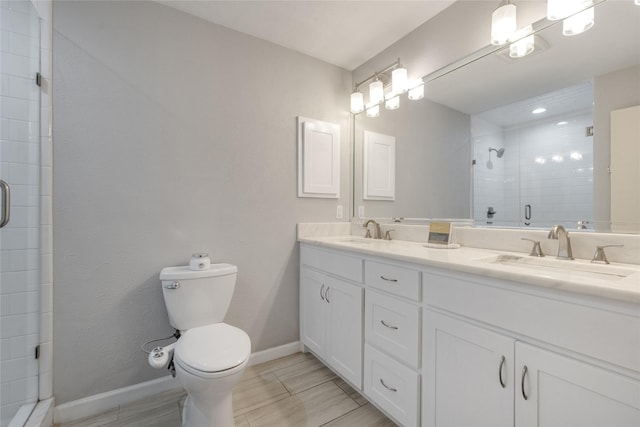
[556,121,568,126]
[532,107,547,114]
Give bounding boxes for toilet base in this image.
[175,355,249,427]
[182,394,235,427]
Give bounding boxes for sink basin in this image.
[479,254,637,280]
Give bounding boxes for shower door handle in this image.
[0,180,9,228]
[524,204,532,226]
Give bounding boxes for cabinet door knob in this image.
[380,275,398,282]
[320,284,325,301]
[380,378,397,392]
[380,320,399,330]
[498,355,506,388]
[521,365,529,400]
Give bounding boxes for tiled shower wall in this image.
[0,0,53,425]
[0,1,41,424]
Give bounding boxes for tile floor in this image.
[56,352,397,427]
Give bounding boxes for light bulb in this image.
[563,6,594,36]
[509,25,535,58]
[350,91,364,114]
[407,79,424,101]
[385,96,400,110]
[491,2,517,45]
[547,0,568,20]
[392,67,408,94]
[369,80,384,105]
[636,0,640,5]
[366,104,379,118]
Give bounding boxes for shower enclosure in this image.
[0,1,41,425]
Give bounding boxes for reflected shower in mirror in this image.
[473,82,594,229]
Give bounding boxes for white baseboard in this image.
[53,376,181,424]
[248,341,303,366]
[53,341,302,424]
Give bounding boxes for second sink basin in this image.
[479,254,637,280]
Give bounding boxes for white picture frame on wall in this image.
[297,116,341,198]
[364,130,396,200]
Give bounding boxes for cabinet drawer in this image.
[364,344,420,427]
[365,260,421,301]
[365,290,420,369]
[301,244,363,283]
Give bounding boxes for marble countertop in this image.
[299,236,640,305]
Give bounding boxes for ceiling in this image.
[156,0,456,71]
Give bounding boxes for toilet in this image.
[157,263,251,427]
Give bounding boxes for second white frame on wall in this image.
[364,130,396,200]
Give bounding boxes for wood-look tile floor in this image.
[56,352,397,427]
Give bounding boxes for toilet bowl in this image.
[153,263,251,427]
[174,323,250,427]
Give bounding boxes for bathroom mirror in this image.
[352,0,640,233]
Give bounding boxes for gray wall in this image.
[53,1,351,404]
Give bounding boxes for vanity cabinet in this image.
[300,246,364,389]
[422,310,514,427]
[363,260,422,426]
[424,310,640,427]
[422,269,640,427]
[300,241,640,427]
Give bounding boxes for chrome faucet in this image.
[547,225,574,260]
[363,219,382,239]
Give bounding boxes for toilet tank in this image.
[159,263,238,331]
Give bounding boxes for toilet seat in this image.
[174,323,250,378]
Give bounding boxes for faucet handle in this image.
[522,238,545,257]
[384,230,395,241]
[591,244,624,264]
[364,228,372,239]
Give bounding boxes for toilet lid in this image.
[175,323,251,373]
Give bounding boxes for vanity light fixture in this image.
[532,107,547,114]
[350,91,364,114]
[385,94,400,110]
[548,0,595,35]
[552,154,564,163]
[491,0,517,45]
[563,2,594,36]
[392,66,408,94]
[351,58,423,116]
[366,104,380,118]
[509,25,535,58]
[369,78,384,105]
[570,151,583,160]
[547,0,570,20]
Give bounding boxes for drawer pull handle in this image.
[521,365,529,401]
[320,284,325,301]
[380,320,399,330]
[379,378,397,392]
[498,355,506,388]
[326,287,331,303]
[380,275,398,282]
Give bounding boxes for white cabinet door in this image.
[300,267,327,358]
[516,342,640,427]
[423,310,514,427]
[326,275,363,388]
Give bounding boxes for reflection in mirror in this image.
[352,0,640,232]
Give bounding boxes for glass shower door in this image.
[0,1,41,426]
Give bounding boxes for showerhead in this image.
[489,147,505,158]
